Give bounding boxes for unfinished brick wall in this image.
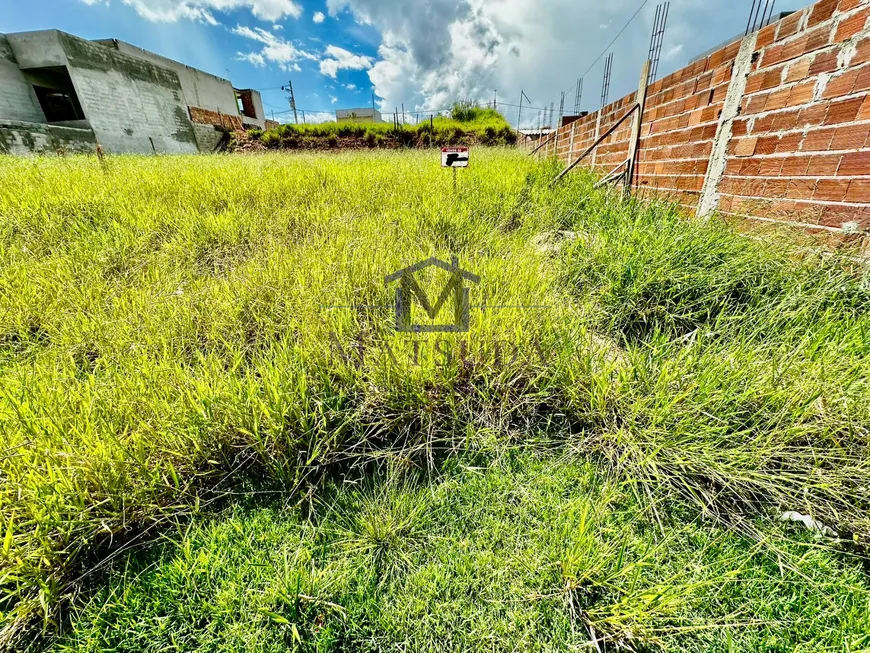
[549,0,870,242]
[189,106,243,131]
[722,0,870,232]
[237,90,257,120]
[636,43,738,210]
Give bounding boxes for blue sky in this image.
[2,0,808,126]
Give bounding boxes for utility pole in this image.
[558,92,565,128]
[517,90,523,131]
[516,90,531,132]
[494,90,497,110]
[281,81,298,124]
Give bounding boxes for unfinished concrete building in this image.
[336,108,384,124]
[0,29,275,155]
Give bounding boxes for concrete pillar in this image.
[697,32,759,218]
[591,112,602,168]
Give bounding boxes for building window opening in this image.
[33,86,84,122]
[235,89,258,120]
[25,66,85,123]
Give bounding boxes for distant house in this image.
[517,128,554,146]
[0,29,278,155]
[335,108,383,124]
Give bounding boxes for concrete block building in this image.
[335,108,383,124]
[0,29,274,155]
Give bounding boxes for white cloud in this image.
[84,0,303,23]
[272,24,284,29]
[325,0,765,127]
[313,10,326,22]
[237,51,266,66]
[274,111,335,124]
[233,24,317,71]
[330,95,338,103]
[318,44,374,78]
[319,59,340,78]
[345,83,357,90]
[664,43,685,61]
[304,111,337,123]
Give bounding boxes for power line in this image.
[583,0,650,79]
[559,0,651,101]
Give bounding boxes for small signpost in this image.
[441,146,469,191]
[441,146,470,168]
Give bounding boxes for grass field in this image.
[1,149,870,651]
[254,105,517,149]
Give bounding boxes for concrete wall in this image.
[0,35,46,123]
[545,0,870,244]
[336,108,382,123]
[0,119,96,155]
[22,31,197,154]
[191,122,227,152]
[6,30,68,69]
[3,30,199,154]
[95,39,239,117]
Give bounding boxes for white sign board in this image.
[441,147,470,168]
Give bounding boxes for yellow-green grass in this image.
[0,149,582,643]
[0,148,869,650]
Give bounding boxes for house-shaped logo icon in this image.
[384,256,481,333]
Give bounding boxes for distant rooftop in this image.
[518,128,554,136]
[335,108,380,118]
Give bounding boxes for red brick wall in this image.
[237,90,257,120]
[189,106,244,132]
[722,0,870,232]
[635,42,739,209]
[549,0,870,241]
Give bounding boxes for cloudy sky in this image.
[3,0,807,125]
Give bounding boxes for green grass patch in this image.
[49,451,870,652]
[1,148,869,650]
